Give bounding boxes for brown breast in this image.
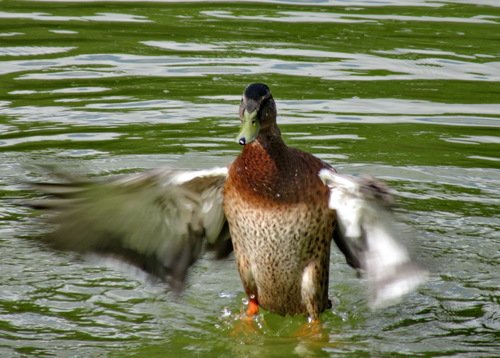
[225,139,332,208]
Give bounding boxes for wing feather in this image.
[319,169,428,308]
[28,166,230,290]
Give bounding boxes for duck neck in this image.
[234,137,287,203]
[239,130,288,183]
[255,123,283,150]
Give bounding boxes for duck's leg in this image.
[246,295,259,316]
[301,261,325,322]
[293,262,328,338]
[230,288,260,337]
[235,254,260,317]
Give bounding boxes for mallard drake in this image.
[29,83,427,320]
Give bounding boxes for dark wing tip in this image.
[358,176,397,209]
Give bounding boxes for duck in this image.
[29,83,427,321]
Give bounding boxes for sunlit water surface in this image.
[0,0,499,356]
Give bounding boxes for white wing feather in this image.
[319,168,428,308]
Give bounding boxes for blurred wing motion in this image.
[28,166,231,290]
[319,168,428,309]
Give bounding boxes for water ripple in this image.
[0,11,152,23]
[0,46,76,57]
[202,9,499,24]
[0,1,499,356]
[2,97,498,127]
[26,0,500,7]
[3,50,498,82]
[0,132,121,148]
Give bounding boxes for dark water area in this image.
[0,0,499,356]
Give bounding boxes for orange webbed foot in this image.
[294,318,326,340]
[230,296,261,338]
[246,296,259,317]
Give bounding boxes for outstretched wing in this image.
[319,169,428,308]
[28,166,230,290]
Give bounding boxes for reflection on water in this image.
[0,46,76,57]
[0,0,499,356]
[2,50,499,81]
[0,132,121,147]
[201,9,499,24]
[2,97,499,129]
[0,11,152,23]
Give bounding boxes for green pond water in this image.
[0,0,499,356]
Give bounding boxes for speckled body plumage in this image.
[224,135,336,318]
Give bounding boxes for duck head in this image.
[237,83,278,145]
